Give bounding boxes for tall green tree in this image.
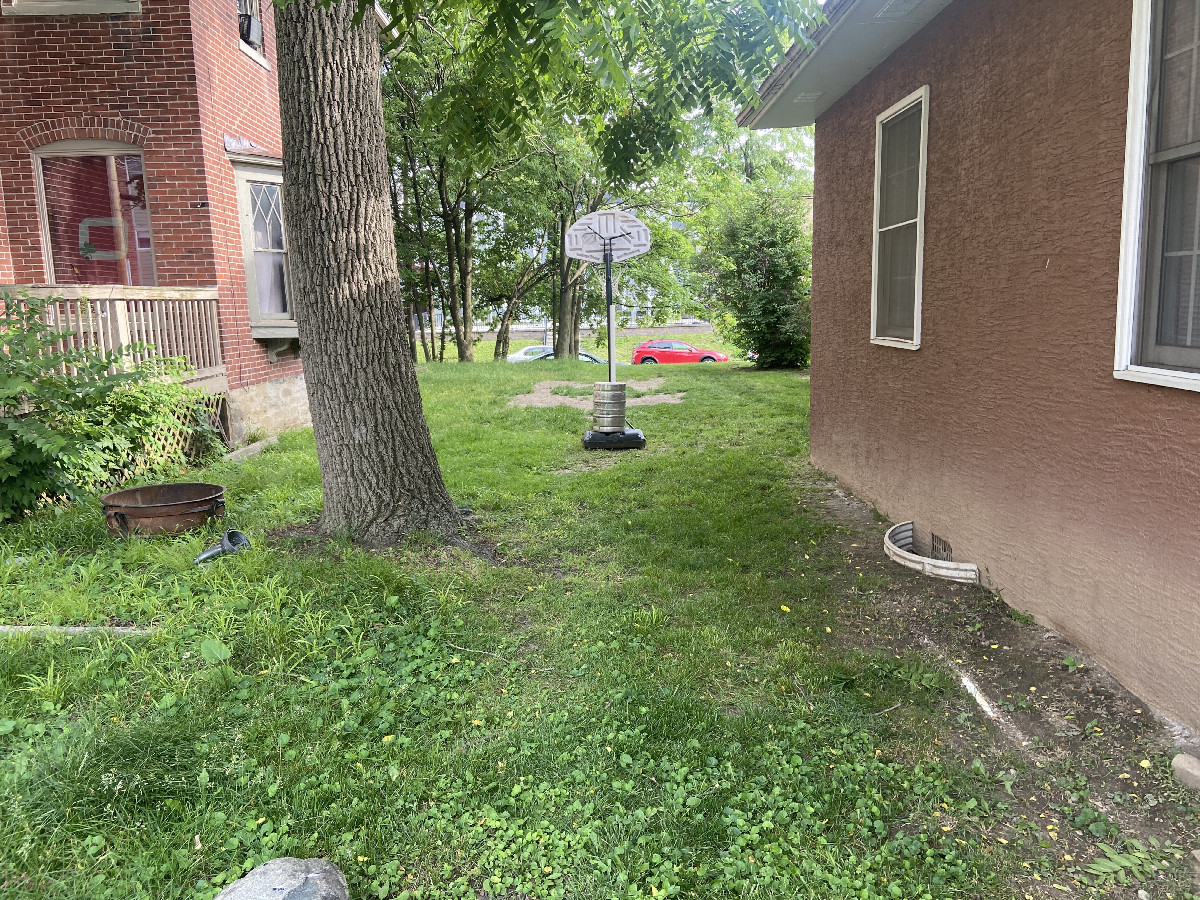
[274,0,821,545]
[707,185,811,368]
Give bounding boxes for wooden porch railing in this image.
[2,285,226,383]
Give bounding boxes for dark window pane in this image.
[1159,0,1200,149]
[1165,0,1198,56]
[1163,157,1200,251]
[1158,252,1200,347]
[1160,48,1197,148]
[877,223,918,340]
[879,103,923,229]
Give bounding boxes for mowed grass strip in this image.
[0,362,1010,900]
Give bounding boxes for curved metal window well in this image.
[884,522,979,584]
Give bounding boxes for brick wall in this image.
[0,0,303,390]
[0,163,12,282]
[189,0,302,388]
[0,6,215,286]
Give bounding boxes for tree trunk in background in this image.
[416,304,431,363]
[458,202,475,362]
[274,0,461,546]
[494,298,518,360]
[439,297,447,361]
[554,218,573,358]
[404,302,417,364]
[402,137,435,363]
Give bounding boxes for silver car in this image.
[506,345,554,362]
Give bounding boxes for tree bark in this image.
[492,255,545,360]
[459,199,475,362]
[553,217,572,358]
[275,0,461,546]
[402,135,435,363]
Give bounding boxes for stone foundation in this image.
[226,374,311,445]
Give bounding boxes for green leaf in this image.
[200,638,232,664]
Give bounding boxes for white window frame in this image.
[32,138,158,287]
[2,0,138,15]
[1116,0,1200,392]
[231,155,297,340]
[237,0,270,70]
[870,84,930,350]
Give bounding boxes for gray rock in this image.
[227,434,280,463]
[214,858,348,900]
[1172,753,1200,792]
[1191,849,1200,891]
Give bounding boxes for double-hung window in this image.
[1118,0,1200,389]
[231,157,295,339]
[871,85,929,349]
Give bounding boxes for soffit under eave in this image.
[738,0,959,131]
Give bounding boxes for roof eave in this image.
[739,0,958,131]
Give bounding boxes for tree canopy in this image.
[372,0,821,182]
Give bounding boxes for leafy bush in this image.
[64,360,220,494]
[708,186,811,368]
[0,291,217,521]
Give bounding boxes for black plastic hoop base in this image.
[582,428,646,450]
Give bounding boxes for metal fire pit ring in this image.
[101,483,226,537]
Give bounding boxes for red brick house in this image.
[0,0,309,442]
[742,0,1200,732]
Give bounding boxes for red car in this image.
[632,340,730,364]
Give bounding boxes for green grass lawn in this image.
[0,363,1088,898]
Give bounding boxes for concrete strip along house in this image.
[741,0,1200,732]
[0,0,310,442]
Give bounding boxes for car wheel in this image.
[699,356,716,363]
[640,357,658,364]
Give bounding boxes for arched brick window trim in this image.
[17,117,153,150]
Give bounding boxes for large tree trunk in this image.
[275,0,461,546]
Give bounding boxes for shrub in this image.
[708,187,811,369]
[0,291,217,521]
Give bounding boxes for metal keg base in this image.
[582,428,646,450]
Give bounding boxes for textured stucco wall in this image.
[811,0,1200,730]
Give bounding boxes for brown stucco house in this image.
[741,0,1200,732]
